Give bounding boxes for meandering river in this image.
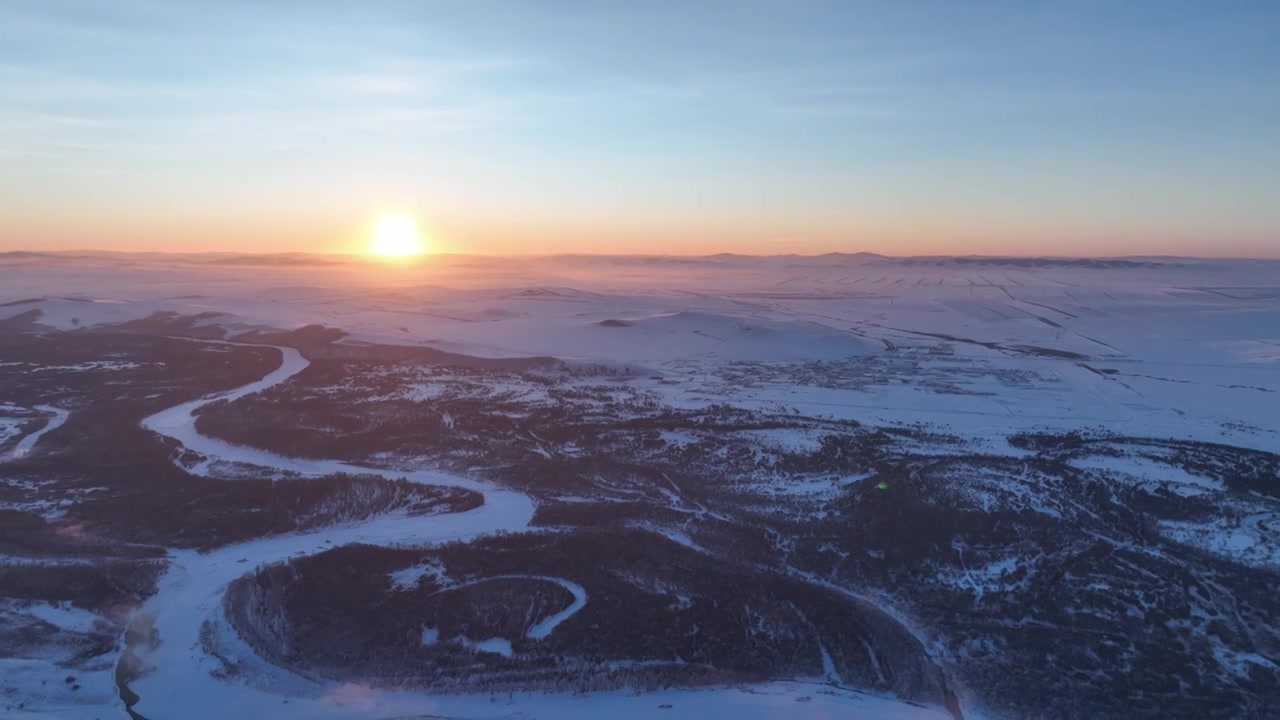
[129,345,536,719]
[124,343,956,720]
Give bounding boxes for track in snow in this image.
[3,404,69,461]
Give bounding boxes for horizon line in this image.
[4,248,1280,262]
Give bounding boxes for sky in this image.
[1,0,1278,257]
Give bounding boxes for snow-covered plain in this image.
[3,252,1277,453]
[3,251,1278,719]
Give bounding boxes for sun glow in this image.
[368,215,426,258]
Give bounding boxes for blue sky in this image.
[1,0,1277,255]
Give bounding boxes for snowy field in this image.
[4,252,1277,452]
[2,251,1278,720]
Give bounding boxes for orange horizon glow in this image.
[4,214,1279,260]
[3,4,1279,262]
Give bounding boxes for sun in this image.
[368,214,426,258]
